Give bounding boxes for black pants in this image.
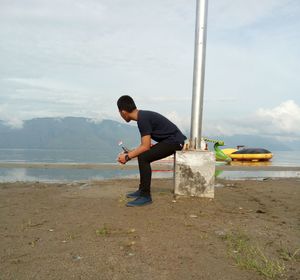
[138,142,183,197]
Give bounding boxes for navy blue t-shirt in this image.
[137,110,187,145]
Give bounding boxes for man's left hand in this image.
[118,153,127,164]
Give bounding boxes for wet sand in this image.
[0,178,299,280]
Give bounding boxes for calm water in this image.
[0,148,113,164]
[0,149,299,182]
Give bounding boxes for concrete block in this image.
[174,150,215,198]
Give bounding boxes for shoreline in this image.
[0,161,300,171]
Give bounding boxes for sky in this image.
[0,0,299,142]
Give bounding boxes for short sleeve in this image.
[138,115,152,137]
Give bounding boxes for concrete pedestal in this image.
[174,150,215,198]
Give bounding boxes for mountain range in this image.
[0,117,297,157]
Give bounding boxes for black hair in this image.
[117,95,137,112]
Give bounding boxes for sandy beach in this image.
[0,178,299,280]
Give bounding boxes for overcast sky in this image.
[0,0,299,141]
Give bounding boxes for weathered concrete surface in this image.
[174,150,215,198]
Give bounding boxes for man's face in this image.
[119,110,131,123]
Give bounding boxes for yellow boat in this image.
[222,148,273,162]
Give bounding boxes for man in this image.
[117,95,186,207]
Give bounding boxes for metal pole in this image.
[190,0,208,150]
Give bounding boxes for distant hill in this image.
[0,118,297,159]
[0,118,140,159]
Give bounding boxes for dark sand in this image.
[0,178,299,280]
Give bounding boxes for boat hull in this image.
[222,148,273,161]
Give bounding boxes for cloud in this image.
[165,111,190,134]
[203,118,259,137]
[0,0,106,23]
[0,0,299,141]
[209,0,298,30]
[257,100,300,134]
[0,77,118,126]
[203,100,300,141]
[0,104,24,128]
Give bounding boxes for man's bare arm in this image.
[118,135,151,164]
[127,135,151,159]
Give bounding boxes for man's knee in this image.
[138,151,150,163]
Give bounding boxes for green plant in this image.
[96,225,110,236]
[278,247,300,262]
[222,231,285,279]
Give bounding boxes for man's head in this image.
[117,95,137,122]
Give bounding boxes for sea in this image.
[0,149,299,183]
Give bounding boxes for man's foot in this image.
[126,196,152,207]
[126,190,141,198]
